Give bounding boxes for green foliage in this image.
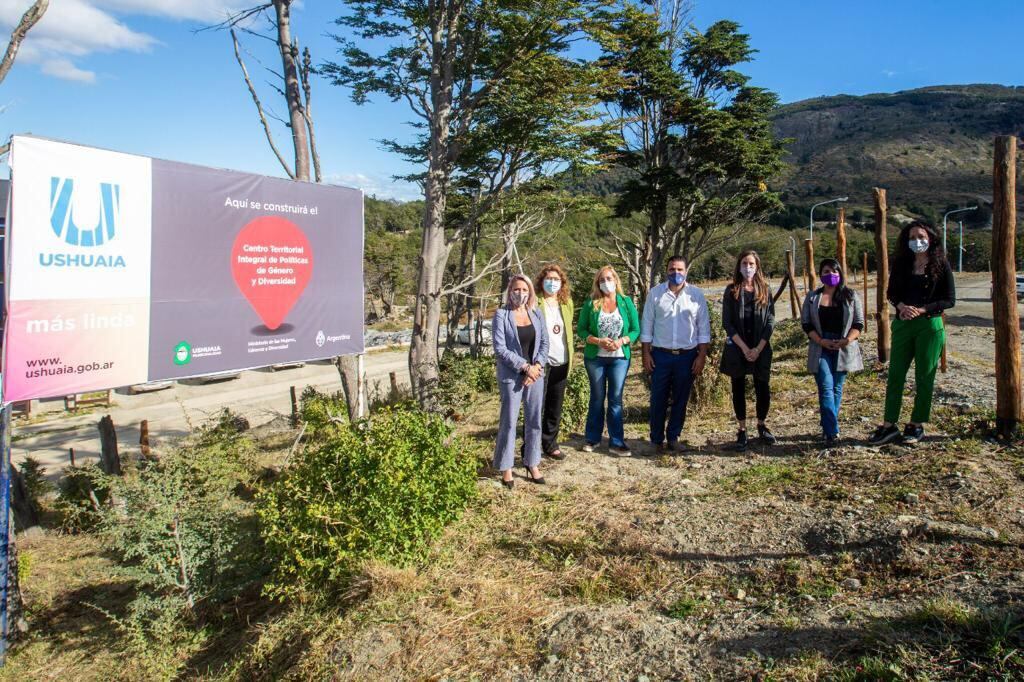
[666,596,698,620]
[436,351,498,417]
[258,398,478,598]
[89,412,267,671]
[17,456,52,507]
[55,463,110,532]
[561,363,590,434]
[691,305,728,411]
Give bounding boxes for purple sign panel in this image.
[148,159,365,379]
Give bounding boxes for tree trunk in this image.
[836,206,848,276]
[873,188,890,364]
[97,415,122,476]
[273,0,310,181]
[335,355,360,421]
[992,135,1021,438]
[0,0,48,86]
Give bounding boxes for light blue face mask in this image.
[543,279,561,295]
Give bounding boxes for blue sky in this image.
[1,0,1021,201]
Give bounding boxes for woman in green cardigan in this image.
[535,264,575,460]
[576,265,640,455]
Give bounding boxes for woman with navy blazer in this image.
[492,274,550,489]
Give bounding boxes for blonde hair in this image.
[506,274,537,310]
[731,250,770,308]
[534,263,571,305]
[590,265,623,310]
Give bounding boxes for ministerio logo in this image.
[173,341,192,366]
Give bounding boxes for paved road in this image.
[12,350,410,478]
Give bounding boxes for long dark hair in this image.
[819,257,853,304]
[730,250,770,308]
[893,220,947,281]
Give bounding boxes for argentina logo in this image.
[49,177,120,247]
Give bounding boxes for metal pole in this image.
[809,196,849,242]
[0,403,11,665]
[958,220,964,273]
[943,206,978,263]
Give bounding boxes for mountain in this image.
[772,84,1024,213]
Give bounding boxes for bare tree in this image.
[0,0,49,156]
[218,1,361,419]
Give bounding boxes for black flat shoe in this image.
[757,424,776,445]
[734,429,748,451]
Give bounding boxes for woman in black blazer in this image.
[719,250,776,450]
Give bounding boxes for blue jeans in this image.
[815,332,847,437]
[584,356,630,447]
[649,348,697,444]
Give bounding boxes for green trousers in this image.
[884,315,945,424]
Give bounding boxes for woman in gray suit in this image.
[493,274,549,489]
[801,258,864,446]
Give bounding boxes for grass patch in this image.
[718,462,810,497]
[665,596,698,620]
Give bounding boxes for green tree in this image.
[323,0,605,408]
[598,4,786,298]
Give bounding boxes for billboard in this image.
[3,136,364,402]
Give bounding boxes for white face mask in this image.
[599,279,616,294]
[741,264,757,280]
[909,238,929,254]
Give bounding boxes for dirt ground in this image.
[5,275,1024,681]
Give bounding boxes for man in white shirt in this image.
[640,255,711,452]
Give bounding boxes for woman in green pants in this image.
[868,221,955,445]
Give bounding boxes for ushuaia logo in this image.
[41,176,126,269]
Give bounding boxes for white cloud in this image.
[40,57,96,83]
[882,69,898,78]
[0,0,240,83]
[326,172,422,203]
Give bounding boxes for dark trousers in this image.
[542,362,570,454]
[649,348,697,444]
[730,375,770,423]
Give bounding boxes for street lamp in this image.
[958,220,965,273]
[809,196,849,241]
[942,206,977,257]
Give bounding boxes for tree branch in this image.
[0,0,48,86]
[231,28,295,179]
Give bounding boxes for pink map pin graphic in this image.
[230,216,313,330]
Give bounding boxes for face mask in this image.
[909,238,929,254]
[741,265,757,280]
[599,279,616,295]
[543,279,561,295]
[509,291,529,307]
[667,272,686,286]
[822,273,841,287]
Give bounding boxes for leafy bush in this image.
[561,363,590,433]
[691,304,728,410]
[89,412,267,674]
[436,350,498,417]
[258,396,478,598]
[17,457,52,506]
[55,463,111,532]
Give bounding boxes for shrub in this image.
[55,463,111,532]
[435,350,497,417]
[690,304,728,410]
[258,397,478,598]
[561,363,590,434]
[89,412,267,674]
[18,457,52,506]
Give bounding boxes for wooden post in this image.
[786,250,801,316]
[836,206,848,276]
[804,239,817,290]
[97,415,121,476]
[68,448,75,466]
[873,188,891,363]
[289,386,299,428]
[139,420,151,458]
[862,251,870,333]
[389,371,399,401]
[992,135,1021,439]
